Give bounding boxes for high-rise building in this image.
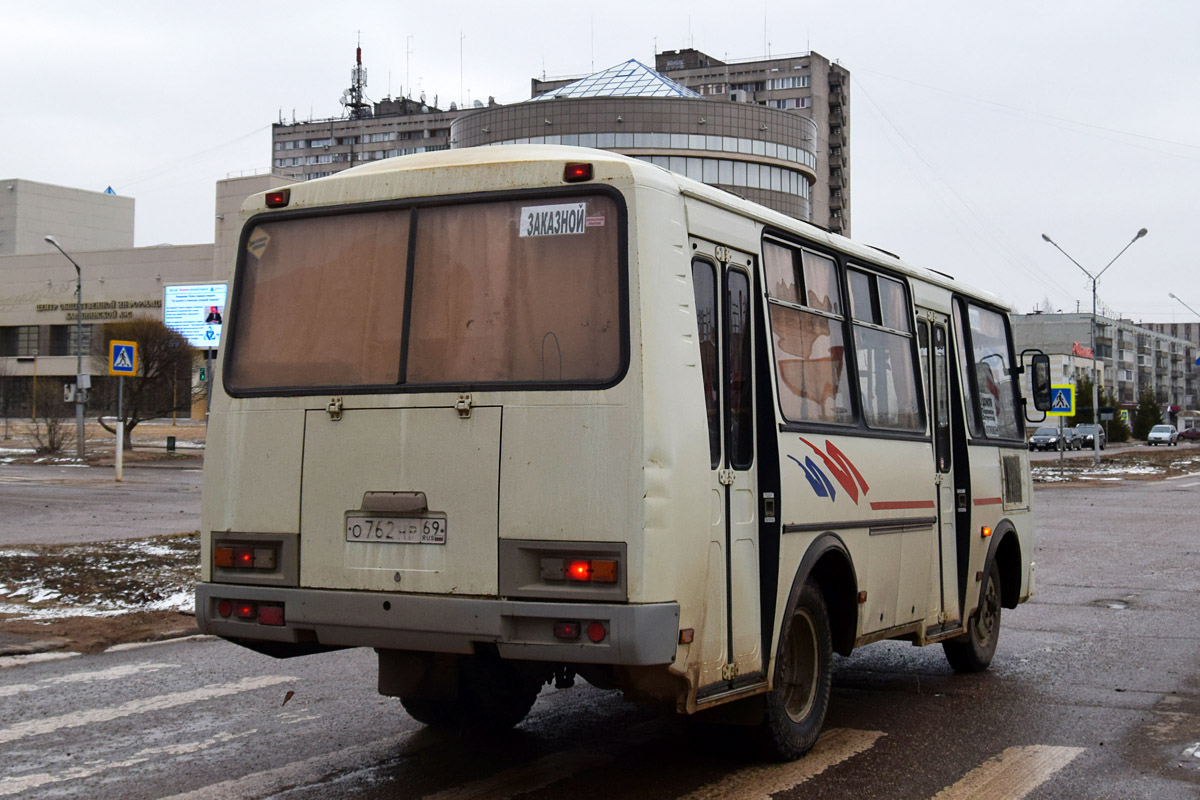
[654,49,850,235]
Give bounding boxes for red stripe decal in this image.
[869,500,936,511]
[973,497,1003,506]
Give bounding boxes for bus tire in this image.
[761,580,833,761]
[943,559,1001,673]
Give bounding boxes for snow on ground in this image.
[0,533,197,621]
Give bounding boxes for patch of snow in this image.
[143,591,195,613]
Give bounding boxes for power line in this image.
[853,75,1079,307]
[856,67,1200,158]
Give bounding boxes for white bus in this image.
[197,145,1052,759]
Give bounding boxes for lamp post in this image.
[1169,292,1200,421]
[43,235,86,460]
[1168,292,1200,320]
[1041,228,1148,463]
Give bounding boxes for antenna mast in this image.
[341,34,370,120]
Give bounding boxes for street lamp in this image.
[1168,292,1200,320]
[1041,228,1147,463]
[43,234,86,460]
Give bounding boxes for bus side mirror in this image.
[1029,353,1052,412]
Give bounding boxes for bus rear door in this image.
[691,241,764,695]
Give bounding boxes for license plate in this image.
[345,515,447,544]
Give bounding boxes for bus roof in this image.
[254,144,1007,311]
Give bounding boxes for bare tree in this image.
[91,318,198,449]
[30,380,70,454]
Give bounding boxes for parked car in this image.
[1180,427,1200,442]
[1029,426,1071,450]
[1147,424,1179,446]
[1075,423,1107,450]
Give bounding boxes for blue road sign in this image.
[109,340,138,376]
[1047,384,1075,416]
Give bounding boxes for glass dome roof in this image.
[534,59,702,101]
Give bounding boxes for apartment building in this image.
[1013,312,1197,416]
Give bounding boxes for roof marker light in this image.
[265,189,291,208]
[563,163,593,183]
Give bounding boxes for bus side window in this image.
[763,241,853,425]
[692,259,720,468]
[846,268,923,432]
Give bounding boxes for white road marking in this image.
[0,651,79,670]
[678,728,884,800]
[422,748,613,800]
[158,732,416,800]
[0,731,253,796]
[0,662,174,698]
[931,745,1085,799]
[0,674,294,746]
[105,634,214,653]
[1174,481,1200,489]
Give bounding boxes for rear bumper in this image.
[195,583,680,666]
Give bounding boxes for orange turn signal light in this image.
[981,526,993,538]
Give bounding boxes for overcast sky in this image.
[4,1,1198,322]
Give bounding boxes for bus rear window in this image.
[226,195,623,392]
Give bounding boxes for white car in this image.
[1147,424,1179,446]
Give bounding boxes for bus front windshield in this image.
[225,194,623,393]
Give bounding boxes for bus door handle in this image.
[956,489,967,512]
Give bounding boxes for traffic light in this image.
[199,367,207,382]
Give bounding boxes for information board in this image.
[164,283,227,349]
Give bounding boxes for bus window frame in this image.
[952,294,1027,446]
[844,263,927,435]
[222,185,631,399]
[762,229,931,444]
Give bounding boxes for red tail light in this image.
[587,622,607,643]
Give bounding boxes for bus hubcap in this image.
[781,609,818,723]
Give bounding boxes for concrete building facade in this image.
[1,179,134,257]
[653,49,850,235]
[0,174,295,417]
[452,61,819,222]
[1013,312,1197,417]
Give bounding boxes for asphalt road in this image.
[1,480,1198,798]
[0,462,202,545]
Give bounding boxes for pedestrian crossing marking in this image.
[678,728,884,800]
[0,662,174,699]
[0,674,293,746]
[931,745,1085,800]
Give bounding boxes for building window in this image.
[16,326,38,357]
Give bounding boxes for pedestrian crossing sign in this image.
[109,340,138,376]
[1047,384,1075,416]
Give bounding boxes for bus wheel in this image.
[943,559,1001,673]
[761,580,832,761]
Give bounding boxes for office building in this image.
[272,45,850,233]
[0,174,295,417]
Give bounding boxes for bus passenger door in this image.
[691,244,763,693]
[920,315,962,629]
